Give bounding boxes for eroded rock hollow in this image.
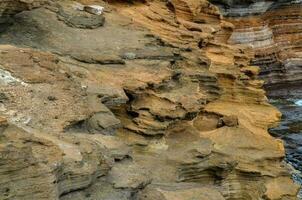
[0,0,300,200]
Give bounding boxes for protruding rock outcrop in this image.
[0,0,300,200]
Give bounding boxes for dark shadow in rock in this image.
[0,10,50,49]
[64,111,122,135]
[63,119,87,133]
[0,18,14,33]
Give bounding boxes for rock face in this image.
[212,0,302,85]
[57,2,106,29]
[0,0,47,18]
[0,0,300,200]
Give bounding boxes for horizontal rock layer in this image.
[215,0,302,85]
[0,0,299,200]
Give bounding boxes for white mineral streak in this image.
[295,100,302,106]
[84,5,105,15]
[0,68,27,86]
[228,25,274,48]
[72,2,84,11]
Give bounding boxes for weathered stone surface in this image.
[57,4,105,29]
[0,120,112,200]
[87,111,122,135]
[214,1,302,85]
[0,0,300,199]
[0,0,47,18]
[108,161,152,189]
[138,183,225,200]
[72,53,125,65]
[218,115,239,127]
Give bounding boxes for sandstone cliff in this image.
[0,0,300,200]
[212,0,302,85]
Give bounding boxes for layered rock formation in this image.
[0,0,300,200]
[212,0,302,85]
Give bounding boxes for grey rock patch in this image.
[72,53,125,65]
[87,85,129,107]
[60,179,133,200]
[123,52,137,60]
[57,4,105,29]
[0,68,27,86]
[87,112,122,135]
[108,162,152,189]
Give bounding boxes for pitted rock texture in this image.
[0,0,300,200]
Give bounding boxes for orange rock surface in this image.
[0,0,300,199]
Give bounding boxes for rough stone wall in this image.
[212,0,302,85]
[0,0,300,200]
[0,0,47,18]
